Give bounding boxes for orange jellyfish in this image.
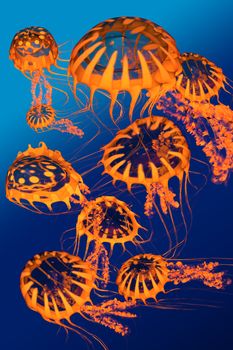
[157,52,233,184]
[116,253,228,303]
[76,196,143,286]
[68,16,181,120]
[26,104,84,136]
[10,27,82,136]
[6,142,89,213]
[101,116,190,219]
[20,250,137,348]
[176,52,228,102]
[10,27,57,105]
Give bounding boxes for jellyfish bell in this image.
[9,26,58,73]
[176,52,227,103]
[116,253,228,304]
[101,116,190,218]
[116,254,169,303]
[76,195,143,252]
[20,251,96,323]
[68,16,181,119]
[6,142,89,213]
[26,104,56,131]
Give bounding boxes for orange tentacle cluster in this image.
[145,183,179,216]
[189,102,233,183]
[167,261,225,289]
[82,299,137,336]
[157,91,233,183]
[86,241,110,287]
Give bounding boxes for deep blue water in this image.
[1,1,233,349]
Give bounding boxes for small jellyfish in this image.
[116,253,228,303]
[20,250,137,348]
[68,16,181,120]
[10,27,82,136]
[6,142,89,213]
[26,104,84,136]
[176,52,229,102]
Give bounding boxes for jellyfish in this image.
[116,253,229,303]
[176,52,229,102]
[68,16,181,120]
[6,142,89,213]
[76,196,143,286]
[26,104,84,136]
[101,116,190,220]
[20,250,137,348]
[9,27,58,105]
[10,27,82,136]
[156,52,233,183]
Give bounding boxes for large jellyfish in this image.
[75,195,143,286]
[116,253,229,303]
[68,16,181,120]
[20,250,137,348]
[157,52,233,183]
[101,116,190,220]
[6,142,89,213]
[9,27,82,136]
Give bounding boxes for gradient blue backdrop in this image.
[1,1,233,349]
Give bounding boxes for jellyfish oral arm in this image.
[86,241,110,287]
[81,298,137,336]
[167,261,226,289]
